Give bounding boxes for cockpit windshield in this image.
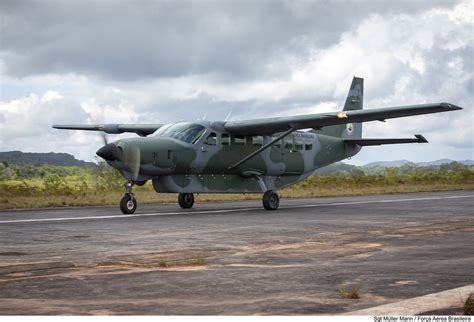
[152,122,206,144]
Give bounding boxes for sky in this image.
[0,0,472,165]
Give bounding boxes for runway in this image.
[0,191,473,314]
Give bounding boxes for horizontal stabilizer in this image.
[344,134,428,146]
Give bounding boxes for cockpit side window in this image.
[204,132,217,145]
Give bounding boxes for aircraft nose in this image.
[96,143,122,161]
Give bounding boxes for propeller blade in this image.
[123,145,141,181]
[101,132,108,145]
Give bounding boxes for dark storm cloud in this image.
[0,0,458,81]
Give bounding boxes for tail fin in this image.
[344,77,363,112]
[312,76,363,138]
[341,77,363,139]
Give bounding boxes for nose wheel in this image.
[178,193,194,209]
[120,181,137,214]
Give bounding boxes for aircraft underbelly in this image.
[152,173,311,193]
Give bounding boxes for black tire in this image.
[262,190,279,210]
[178,193,194,209]
[120,194,137,214]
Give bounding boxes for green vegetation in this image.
[188,256,207,266]
[339,284,360,299]
[0,161,473,209]
[158,259,170,268]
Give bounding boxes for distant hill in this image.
[417,159,474,166]
[363,159,473,167]
[315,159,473,176]
[314,162,358,175]
[363,160,412,167]
[0,151,96,167]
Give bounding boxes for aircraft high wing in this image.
[223,103,462,135]
[54,103,461,137]
[52,124,164,136]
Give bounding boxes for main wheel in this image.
[120,194,137,214]
[178,193,194,209]
[262,190,279,210]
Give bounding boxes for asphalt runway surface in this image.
[0,191,472,315]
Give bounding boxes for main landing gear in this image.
[262,190,279,210]
[178,193,194,209]
[118,184,279,214]
[120,181,137,214]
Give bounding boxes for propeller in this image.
[96,142,140,181]
[101,132,108,145]
[94,115,141,181]
[121,144,141,181]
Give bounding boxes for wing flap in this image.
[344,134,428,146]
[224,103,462,135]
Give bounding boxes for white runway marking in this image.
[0,194,472,224]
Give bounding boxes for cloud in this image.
[0,0,458,80]
[0,0,472,164]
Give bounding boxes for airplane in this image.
[53,77,462,214]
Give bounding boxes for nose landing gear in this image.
[120,181,137,214]
[262,190,279,210]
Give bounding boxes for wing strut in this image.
[228,127,295,170]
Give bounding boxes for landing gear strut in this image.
[178,193,194,209]
[120,181,137,214]
[262,190,279,210]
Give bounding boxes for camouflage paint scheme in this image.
[112,79,364,193]
[53,77,462,195]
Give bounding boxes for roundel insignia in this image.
[346,123,354,134]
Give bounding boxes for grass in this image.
[158,259,170,268]
[0,182,472,210]
[187,256,207,266]
[1,165,473,209]
[339,284,360,299]
[464,293,473,315]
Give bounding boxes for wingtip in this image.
[415,134,428,143]
[440,102,463,111]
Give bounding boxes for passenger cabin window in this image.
[295,143,303,151]
[234,135,245,146]
[252,136,263,147]
[204,132,217,145]
[305,144,313,150]
[271,135,281,148]
[221,133,230,146]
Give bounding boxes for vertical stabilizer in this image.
[311,76,363,139]
[341,76,363,139]
[344,77,363,111]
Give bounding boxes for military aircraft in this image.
[53,77,462,214]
